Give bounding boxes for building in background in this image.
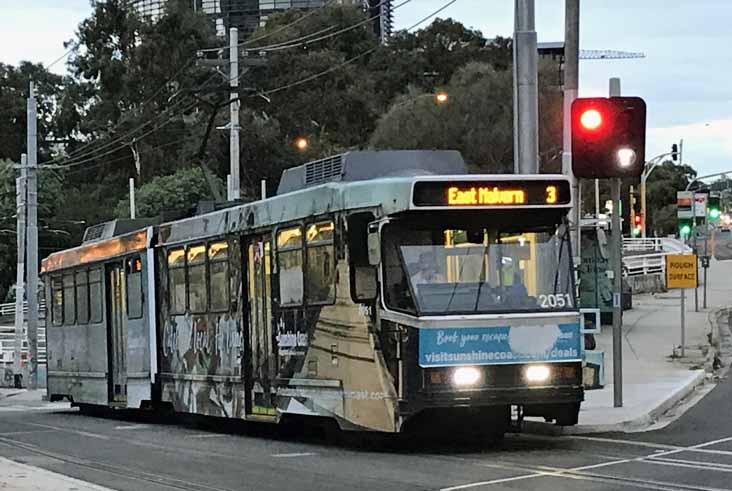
[130,0,393,42]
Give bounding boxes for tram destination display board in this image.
[412,179,571,207]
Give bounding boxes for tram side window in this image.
[187,244,207,313]
[209,242,229,312]
[89,268,103,323]
[51,277,63,326]
[277,226,304,306]
[126,257,143,319]
[75,271,89,324]
[168,249,186,314]
[62,274,76,325]
[305,221,336,304]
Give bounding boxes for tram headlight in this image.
[525,365,551,383]
[452,367,482,387]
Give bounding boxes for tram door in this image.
[105,263,128,406]
[245,237,276,418]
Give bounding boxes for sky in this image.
[1,0,730,178]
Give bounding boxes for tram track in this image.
[0,436,236,491]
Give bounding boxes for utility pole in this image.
[229,27,241,201]
[13,155,27,388]
[129,178,136,219]
[513,0,539,174]
[609,77,623,408]
[27,82,39,390]
[563,0,581,251]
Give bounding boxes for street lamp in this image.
[393,91,450,109]
[434,91,449,104]
[294,137,309,151]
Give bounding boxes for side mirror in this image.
[367,223,381,266]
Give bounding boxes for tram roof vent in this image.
[277,150,466,195]
[81,218,158,244]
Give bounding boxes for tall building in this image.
[130,0,392,42]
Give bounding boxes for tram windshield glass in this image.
[382,222,574,315]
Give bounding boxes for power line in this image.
[251,0,410,53]
[198,0,338,54]
[45,47,75,71]
[41,57,199,166]
[53,100,199,170]
[261,0,457,96]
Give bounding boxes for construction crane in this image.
[537,42,646,61]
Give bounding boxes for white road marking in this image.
[440,435,732,490]
[114,424,148,430]
[271,452,317,458]
[0,429,56,436]
[189,433,228,438]
[22,422,111,440]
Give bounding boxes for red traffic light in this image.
[571,97,646,179]
[580,109,603,130]
[634,214,642,225]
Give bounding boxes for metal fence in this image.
[0,301,47,366]
[621,237,692,278]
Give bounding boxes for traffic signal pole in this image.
[513,0,539,174]
[609,77,623,408]
[562,0,580,253]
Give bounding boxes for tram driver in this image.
[410,251,445,287]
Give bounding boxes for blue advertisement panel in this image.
[418,323,581,367]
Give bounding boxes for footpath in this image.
[531,257,732,434]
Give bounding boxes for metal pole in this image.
[261,179,267,200]
[704,224,708,309]
[680,288,686,357]
[129,178,136,219]
[13,155,27,388]
[229,27,240,201]
[513,0,539,174]
[612,177,623,407]
[609,77,622,407]
[640,172,647,238]
[26,82,39,390]
[563,0,580,251]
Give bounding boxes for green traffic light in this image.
[680,224,691,236]
[709,208,720,219]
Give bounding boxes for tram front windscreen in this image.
[381,222,574,316]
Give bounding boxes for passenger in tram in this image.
[410,251,445,287]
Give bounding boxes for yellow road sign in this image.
[666,254,697,289]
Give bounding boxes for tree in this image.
[369,62,563,173]
[0,160,68,302]
[0,62,65,163]
[114,167,224,219]
[645,161,696,235]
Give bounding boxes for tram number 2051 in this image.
[538,293,573,308]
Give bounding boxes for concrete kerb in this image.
[522,307,732,437]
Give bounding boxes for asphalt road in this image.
[1,379,732,491]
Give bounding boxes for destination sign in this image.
[412,180,571,207]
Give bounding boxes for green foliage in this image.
[0,159,68,301]
[370,62,563,173]
[646,161,696,235]
[114,167,223,219]
[0,62,64,162]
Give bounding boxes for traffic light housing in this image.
[633,213,642,236]
[571,97,647,179]
[708,193,721,221]
[679,218,692,238]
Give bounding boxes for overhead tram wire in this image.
[42,68,225,169]
[51,99,199,170]
[260,0,459,97]
[40,57,199,166]
[63,136,193,176]
[45,46,75,71]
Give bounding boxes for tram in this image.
[42,150,583,436]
